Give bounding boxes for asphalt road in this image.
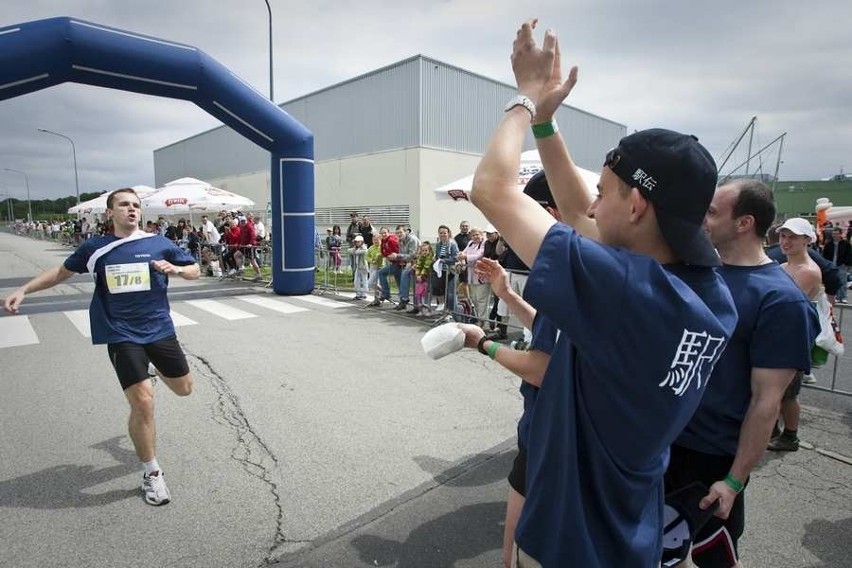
[1,231,850,568]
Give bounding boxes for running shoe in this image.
[142,471,171,506]
[802,372,817,385]
[147,363,159,387]
[767,436,799,452]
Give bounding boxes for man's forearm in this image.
[536,133,599,238]
[19,265,75,295]
[729,397,781,483]
[178,264,201,280]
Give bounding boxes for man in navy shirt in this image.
[666,182,818,567]
[4,188,200,507]
[470,20,737,567]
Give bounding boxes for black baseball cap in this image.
[523,170,557,209]
[604,129,719,266]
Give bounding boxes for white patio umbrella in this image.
[142,177,254,215]
[433,150,599,202]
[67,185,158,215]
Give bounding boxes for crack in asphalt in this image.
[188,352,299,565]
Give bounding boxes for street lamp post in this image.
[264,0,273,102]
[38,128,80,207]
[3,168,31,222]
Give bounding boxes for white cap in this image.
[484,224,498,234]
[776,218,816,242]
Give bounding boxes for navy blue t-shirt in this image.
[676,262,819,456]
[515,224,737,567]
[64,234,196,345]
[517,314,558,448]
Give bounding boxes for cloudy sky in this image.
[1,0,849,201]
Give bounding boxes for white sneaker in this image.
[142,471,171,506]
[147,363,159,386]
[227,268,237,276]
[802,372,817,385]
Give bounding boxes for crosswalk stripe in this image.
[64,310,91,338]
[184,299,258,320]
[0,315,40,348]
[236,296,310,314]
[289,294,356,309]
[170,310,198,327]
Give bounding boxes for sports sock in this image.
[143,458,161,476]
[781,428,798,440]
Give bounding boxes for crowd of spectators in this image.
[326,213,513,334]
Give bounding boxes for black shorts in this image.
[665,445,747,568]
[107,335,189,390]
[783,371,803,401]
[507,443,527,497]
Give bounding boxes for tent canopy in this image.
[433,150,599,202]
[141,177,254,214]
[67,185,158,215]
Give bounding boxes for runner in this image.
[3,187,200,506]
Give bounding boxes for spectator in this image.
[768,218,821,454]
[666,186,818,567]
[457,227,489,326]
[359,216,374,248]
[411,241,435,315]
[327,225,343,272]
[366,233,384,304]
[468,20,737,566]
[369,227,398,306]
[381,225,419,311]
[349,235,368,300]
[821,226,850,303]
[430,224,459,313]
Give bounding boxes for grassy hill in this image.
[773,179,852,217]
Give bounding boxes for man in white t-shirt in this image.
[201,215,220,245]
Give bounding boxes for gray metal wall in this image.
[153,55,625,185]
[419,57,624,171]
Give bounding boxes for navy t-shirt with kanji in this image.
[64,235,196,345]
[515,224,737,567]
[676,263,819,456]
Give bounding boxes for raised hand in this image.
[511,19,578,121]
[475,258,510,297]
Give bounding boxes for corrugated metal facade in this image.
[154,55,625,185]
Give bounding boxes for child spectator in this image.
[327,224,343,272]
[349,235,369,300]
[365,233,384,304]
[411,240,434,315]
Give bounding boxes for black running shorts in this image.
[507,443,527,497]
[665,444,746,568]
[107,335,189,390]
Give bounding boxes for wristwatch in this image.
[504,95,536,120]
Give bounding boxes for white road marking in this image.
[0,315,40,348]
[64,310,92,338]
[289,294,355,309]
[170,310,198,327]
[236,296,309,314]
[184,299,258,320]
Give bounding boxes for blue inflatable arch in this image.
[0,16,314,295]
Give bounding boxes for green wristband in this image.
[723,473,744,493]
[531,120,558,139]
[486,341,500,360]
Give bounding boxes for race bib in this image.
[105,262,151,294]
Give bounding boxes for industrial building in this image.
[153,55,626,237]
